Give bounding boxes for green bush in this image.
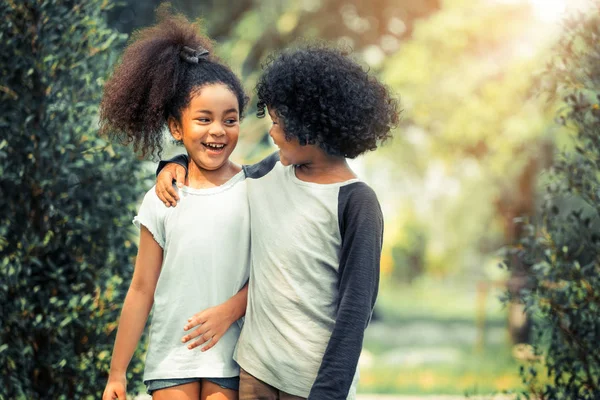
[0,1,147,398]
[504,7,600,399]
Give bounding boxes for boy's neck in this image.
[186,159,240,189]
[295,154,357,184]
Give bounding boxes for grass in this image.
[357,278,525,395]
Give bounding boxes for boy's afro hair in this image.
[256,45,400,158]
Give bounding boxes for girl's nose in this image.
[209,123,226,136]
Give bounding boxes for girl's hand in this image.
[156,164,186,207]
[102,374,127,400]
[182,303,236,352]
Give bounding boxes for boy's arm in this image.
[308,184,383,400]
[181,282,249,352]
[156,154,189,207]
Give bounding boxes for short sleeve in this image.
[133,186,167,248]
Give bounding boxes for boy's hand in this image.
[102,374,127,400]
[182,303,236,352]
[156,164,186,207]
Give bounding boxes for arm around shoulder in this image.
[156,154,189,206]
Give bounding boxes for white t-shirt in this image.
[133,170,250,382]
[234,153,382,399]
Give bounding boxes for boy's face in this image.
[268,108,314,166]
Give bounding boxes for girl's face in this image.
[268,108,314,166]
[169,83,240,171]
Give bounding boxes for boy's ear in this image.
[168,116,183,142]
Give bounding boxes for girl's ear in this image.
[168,116,183,142]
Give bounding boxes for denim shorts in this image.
[145,376,239,394]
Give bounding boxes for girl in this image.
[99,11,250,400]
[156,46,400,400]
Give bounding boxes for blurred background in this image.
[3,0,600,399]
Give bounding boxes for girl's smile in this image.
[169,83,240,175]
[203,142,226,153]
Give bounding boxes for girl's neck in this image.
[295,154,356,184]
[186,159,240,189]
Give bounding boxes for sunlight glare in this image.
[528,0,567,22]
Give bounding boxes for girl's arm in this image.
[181,282,249,352]
[103,226,163,400]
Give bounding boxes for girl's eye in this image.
[225,119,238,125]
[197,118,210,123]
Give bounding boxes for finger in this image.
[201,334,220,352]
[184,313,206,331]
[182,325,209,343]
[156,173,175,206]
[103,389,117,400]
[166,180,180,204]
[156,171,173,193]
[116,388,127,400]
[175,167,185,189]
[158,172,179,206]
[188,333,213,350]
[159,187,176,207]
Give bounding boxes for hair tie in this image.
[180,45,209,64]
[256,100,266,118]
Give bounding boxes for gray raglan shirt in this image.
[159,152,382,399]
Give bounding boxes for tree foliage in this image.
[505,5,600,398]
[0,1,147,398]
[377,0,557,277]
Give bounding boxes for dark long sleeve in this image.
[308,183,383,400]
[156,154,189,176]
